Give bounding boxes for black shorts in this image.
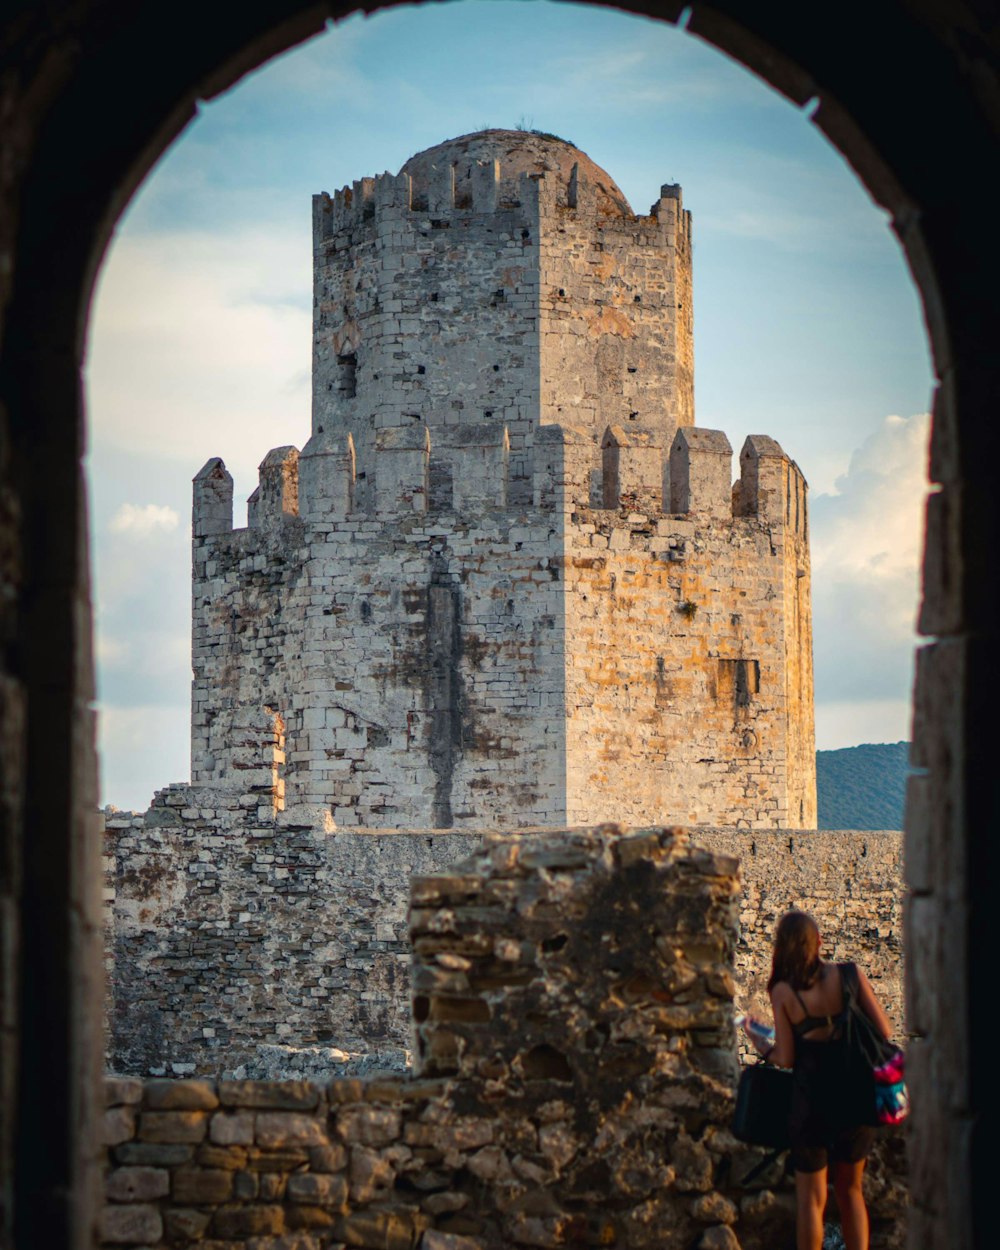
[791,1124,876,1174]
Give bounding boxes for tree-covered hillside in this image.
[815,742,912,830]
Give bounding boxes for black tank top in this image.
[790,964,848,1039]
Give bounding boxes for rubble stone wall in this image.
[103,794,484,1078]
[105,796,904,1080]
[100,827,906,1250]
[697,828,905,1039]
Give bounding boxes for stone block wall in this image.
[191,472,572,830]
[562,447,813,829]
[105,793,905,1084]
[99,827,907,1250]
[312,167,544,506]
[190,428,813,831]
[536,178,694,439]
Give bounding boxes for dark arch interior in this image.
[1,3,995,1248]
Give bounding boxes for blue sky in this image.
[85,0,934,810]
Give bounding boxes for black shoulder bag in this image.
[732,1060,793,1149]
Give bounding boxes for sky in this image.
[84,0,935,811]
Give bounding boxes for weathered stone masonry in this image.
[190,130,815,833]
[104,790,903,1080]
[100,828,906,1250]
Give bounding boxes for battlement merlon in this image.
[533,423,593,512]
[247,446,299,529]
[468,158,500,212]
[448,423,510,512]
[601,425,663,511]
[299,431,355,520]
[651,182,692,246]
[193,457,233,537]
[735,435,809,534]
[426,160,455,214]
[670,428,733,521]
[374,424,430,516]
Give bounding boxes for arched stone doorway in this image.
[0,3,994,1248]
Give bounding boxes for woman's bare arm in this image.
[765,986,797,1068]
[856,966,893,1040]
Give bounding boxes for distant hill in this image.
[815,742,912,830]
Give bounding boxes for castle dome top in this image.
[399,129,633,216]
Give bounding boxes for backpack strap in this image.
[742,1147,785,1185]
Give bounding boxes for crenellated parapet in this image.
[194,424,808,548]
[312,162,692,238]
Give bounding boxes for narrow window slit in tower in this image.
[718,658,760,707]
[336,351,357,398]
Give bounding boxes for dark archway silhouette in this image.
[0,4,995,1248]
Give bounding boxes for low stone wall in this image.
[104,790,905,1078]
[100,827,907,1250]
[103,791,485,1076]
[698,829,905,1038]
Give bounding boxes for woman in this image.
[744,911,893,1250]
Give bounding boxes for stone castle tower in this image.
[191,130,816,830]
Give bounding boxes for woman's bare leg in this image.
[795,1168,827,1250]
[832,1159,869,1250]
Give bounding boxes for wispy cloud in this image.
[692,152,890,255]
[811,413,929,742]
[109,502,180,537]
[86,225,311,495]
[546,37,764,112]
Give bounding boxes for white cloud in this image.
[811,412,930,736]
[85,225,311,502]
[811,413,929,642]
[109,502,180,537]
[95,634,131,668]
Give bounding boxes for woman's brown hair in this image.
[767,911,822,992]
